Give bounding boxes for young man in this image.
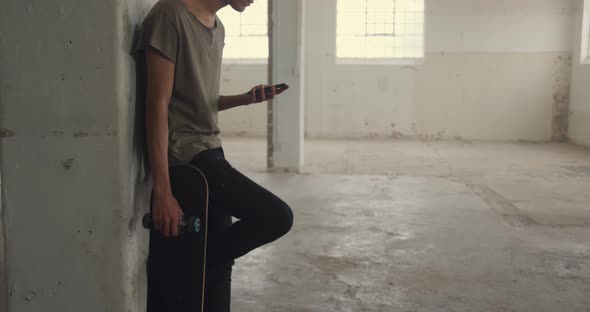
[134,0,294,310]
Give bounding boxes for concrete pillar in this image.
[0,0,152,311]
[268,0,305,172]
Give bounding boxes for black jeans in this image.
[189,148,294,312]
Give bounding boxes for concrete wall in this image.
[219,0,574,141]
[569,0,590,147]
[0,0,151,311]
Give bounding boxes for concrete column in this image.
[0,0,152,311]
[268,0,305,172]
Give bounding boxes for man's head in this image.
[225,0,253,13]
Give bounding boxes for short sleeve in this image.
[134,12,179,64]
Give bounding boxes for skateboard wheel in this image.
[193,217,201,233]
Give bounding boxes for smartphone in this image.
[254,83,289,98]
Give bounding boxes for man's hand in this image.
[248,84,287,104]
[219,84,288,111]
[152,191,184,237]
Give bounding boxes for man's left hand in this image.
[247,84,285,104]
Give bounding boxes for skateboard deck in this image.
[144,164,209,312]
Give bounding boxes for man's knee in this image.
[270,200,293,238]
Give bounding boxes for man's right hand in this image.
[152,192,184,237]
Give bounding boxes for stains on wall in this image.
[52,130,118,138]
[553,92,570,140]
[415,131,448,142]
[14,279,64,304]
[72,131,88,138]
[2,129,118,139]
[408,123,447,142]
[337,120,458,141]
[60,158,75,170]
[391,131,404,139]
[552,54,572,141]
[0,129,15,138]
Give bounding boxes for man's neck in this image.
[183,0,226,16]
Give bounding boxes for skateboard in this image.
[143,164,209,312]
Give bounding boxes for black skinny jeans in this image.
[190,148,294,312]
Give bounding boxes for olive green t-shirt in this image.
[134,0,224,164]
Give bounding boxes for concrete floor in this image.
[221,137,590,312]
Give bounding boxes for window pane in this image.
[241,24,267,36]
[367,0,394,13]
[337,36,366,58]
[338,12,366,35]
[224,36,269,59]
[218,0,268,59]
[337,0,425,59]
[338,0,366,13]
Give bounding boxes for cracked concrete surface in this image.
[222,138,590,311]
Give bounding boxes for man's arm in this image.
[146,48,174,195]
[219,84,286,111]
[145,48,183,237]
[218,93,252,111]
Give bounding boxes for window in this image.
[337,0,425,61]
[582,0,590,64]
[217,0,269,61]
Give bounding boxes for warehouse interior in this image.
[1,0,590,311]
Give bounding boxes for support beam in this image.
[268,0,305,172]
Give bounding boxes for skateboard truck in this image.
[142,213,201,234]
